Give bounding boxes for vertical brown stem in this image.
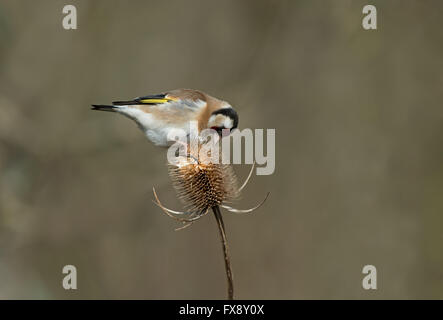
[212,205,234,300]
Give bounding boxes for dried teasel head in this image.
[153,141,269,229]
[169,158,239,213]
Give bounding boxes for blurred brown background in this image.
[0,0,442,299]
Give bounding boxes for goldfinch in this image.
[92,88,238,147]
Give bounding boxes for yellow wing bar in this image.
[112,95,178,106]
[139,98,174,104]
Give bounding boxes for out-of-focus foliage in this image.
[0,0,442,299]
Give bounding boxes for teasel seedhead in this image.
[153,142,269,230]
[169,158,239,213]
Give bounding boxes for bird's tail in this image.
[91,104,117,112]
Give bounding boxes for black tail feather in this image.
[112,100,140,106]
[91,104,116,112]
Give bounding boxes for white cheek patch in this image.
[224,117,234,129]
[208,114,234,129]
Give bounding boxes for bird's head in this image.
[207,107,238,136]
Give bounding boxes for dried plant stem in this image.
[212,205,234,300]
